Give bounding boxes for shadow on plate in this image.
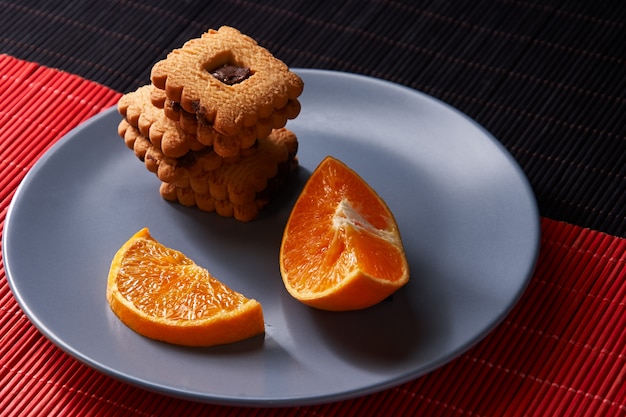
[293,287,424,369]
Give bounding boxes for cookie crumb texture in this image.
[150,26,304,137]
[117,26,303,221]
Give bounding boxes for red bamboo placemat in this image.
[0,55,624,416]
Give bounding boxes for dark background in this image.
[2,0,624,236]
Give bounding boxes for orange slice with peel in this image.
[279,156,409,311]
[107,228,264,346]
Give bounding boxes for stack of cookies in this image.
[117,26,304,221]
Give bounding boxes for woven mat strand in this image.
[0,55,625,416]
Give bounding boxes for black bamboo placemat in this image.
[1,0,625,237]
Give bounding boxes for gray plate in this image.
[3,69,540,406]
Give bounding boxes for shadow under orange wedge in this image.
[280,156,410,311]
[107,228,264,346]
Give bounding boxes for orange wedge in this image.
[279,156,409,311]
[106,228,264,346]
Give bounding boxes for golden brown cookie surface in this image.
[150,26,303,137]
[120,84,262,158]
[159,182,268,223]
[118,119,298,219]
[117,26,302,221]
[118,119,232,186]
[118,85,206,158]
[158,128,299,221]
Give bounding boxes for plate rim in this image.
[2,68,541,406]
